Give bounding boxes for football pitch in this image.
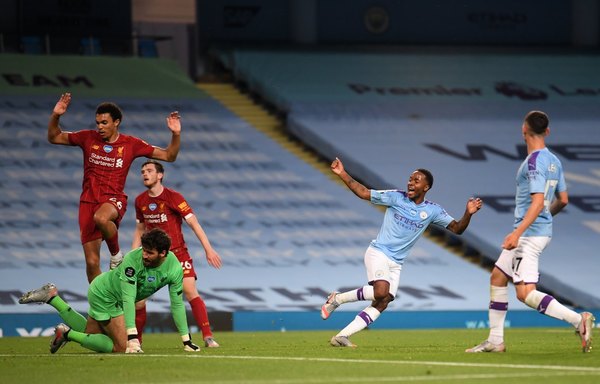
[0,328,598,383]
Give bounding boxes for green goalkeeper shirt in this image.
[102,247,188,336]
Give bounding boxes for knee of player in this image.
[92,214,110,227]
[515,291,529,303]
[374,292,393,305]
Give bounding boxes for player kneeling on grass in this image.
[19,228,200,353]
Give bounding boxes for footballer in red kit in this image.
[132,160,222,348]
[71,130,154,247]
[47,93,182,283]
[135,187,192,274]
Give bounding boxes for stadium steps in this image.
[197,82,340,182]
[197,82,491,272]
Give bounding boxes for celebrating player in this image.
[47,93,182,283]
[19,228,200,354]
[321,157,483,347]
[132,160,222,347]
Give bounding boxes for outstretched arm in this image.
[446,197,483,234]
[48,93,73,145]
[331,157,370,200]
[151,111,181,162]
[185,214,222,269]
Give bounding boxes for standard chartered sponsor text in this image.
[88,153,116,167]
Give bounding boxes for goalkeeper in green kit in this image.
[19,228,200,353]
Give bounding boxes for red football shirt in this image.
[68,130,155,203]
[134,187,193,250]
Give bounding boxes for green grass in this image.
[0,328,598,383]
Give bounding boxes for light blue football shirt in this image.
[369,189,454,264]
[514,147,566,237]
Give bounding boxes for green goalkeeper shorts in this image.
[87,272,124,321]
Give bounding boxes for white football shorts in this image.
[495,236,551,284]
[364,246,402,297]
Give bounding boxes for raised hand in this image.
[330,157,344,175]
[166,111,181,135]
[466,197,483,214]
[53,93,71,116]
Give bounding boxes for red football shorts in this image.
[171,246,197,279]
[78,198,127,244]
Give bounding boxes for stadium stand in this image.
[1,51,596,337]
[211,47,600,311]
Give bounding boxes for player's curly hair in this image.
[96,102,123,123]
[141,228,171,254]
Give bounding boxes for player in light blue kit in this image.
[321,157,483,347]
[466,110,594,353]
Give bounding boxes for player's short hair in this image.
[142,159,164,175]
[141,228,171,254]
[416,168,434,189]
[96,102,123,123]
[524,110,549,135]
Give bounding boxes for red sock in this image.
[189,296,212,338]
[105,231,120,256]
[135,305,147,344]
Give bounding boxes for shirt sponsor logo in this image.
[393,212,425,230]
[103,145,113,153]
[88,152,116,167]
[143,212,168,224]
[410,209,417,216]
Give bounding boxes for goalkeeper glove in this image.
[182,333,200,352]
[125,328,144,353]
[126,338,143,353]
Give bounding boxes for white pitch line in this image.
[197,371,600,384]
[2,353,599,373]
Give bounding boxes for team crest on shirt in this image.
[149,203,157,211]
[420,211,428,219]
[103,145,113,153]
[117,147,124,157]
[125,267,135,277]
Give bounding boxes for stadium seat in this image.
[81,37,102,55]
[21,36,43,54]
[138,38,158,58]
